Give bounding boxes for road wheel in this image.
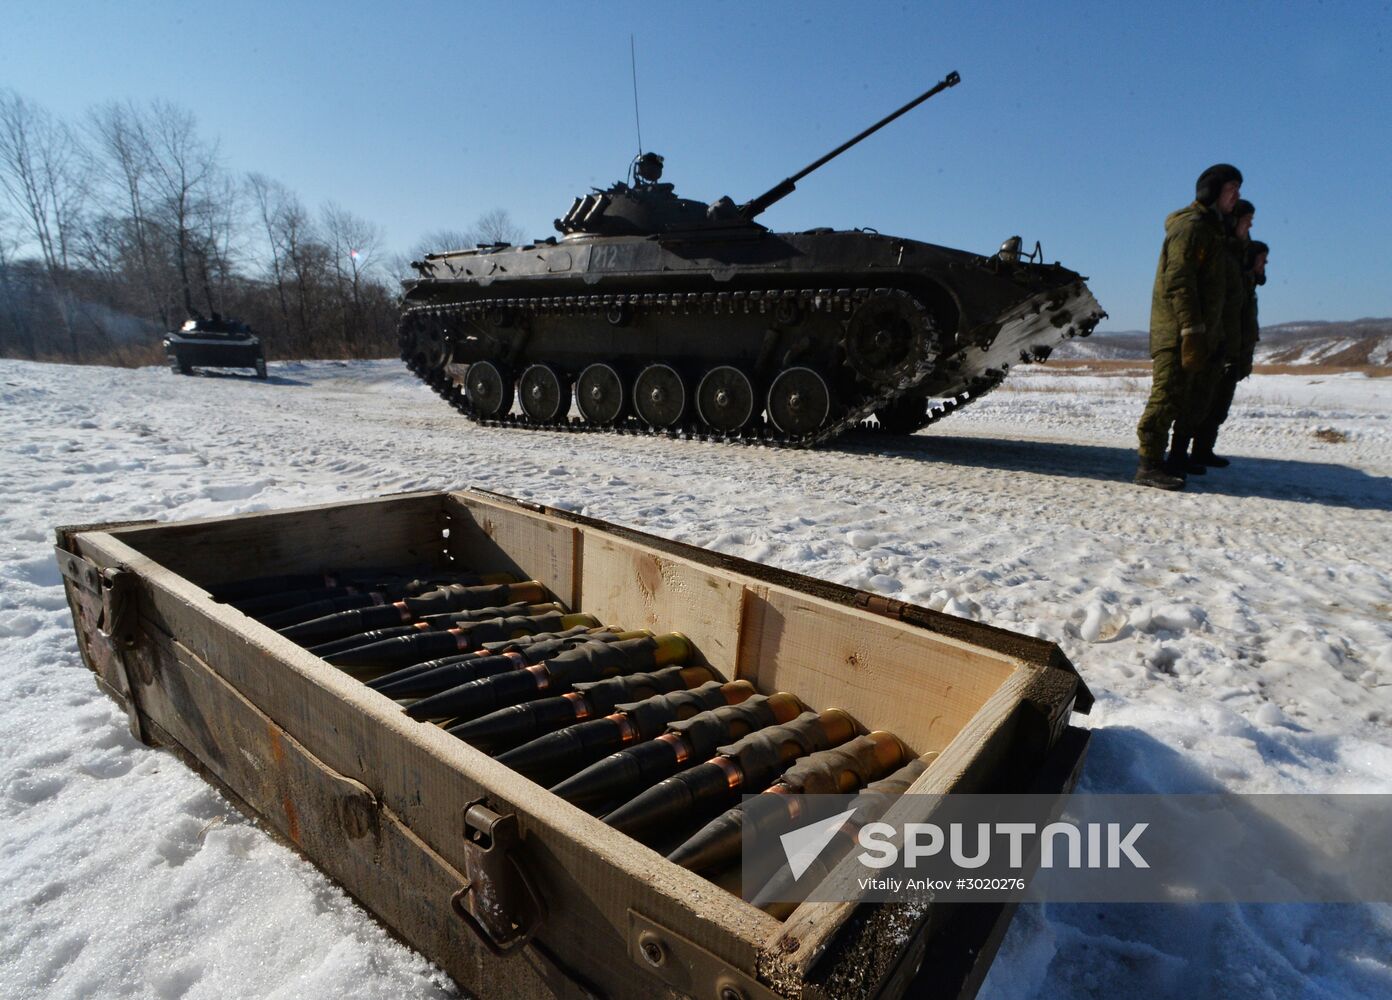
[633,363,687,429]
[518,363,568,423]
[575,363,625,425]
[696,365,757,433]
[766,367,832,436]
[466,360,514,418]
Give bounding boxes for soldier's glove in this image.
[1179,326,1207,374]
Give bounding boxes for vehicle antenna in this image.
[630,34,644,164]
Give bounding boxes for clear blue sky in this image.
[3,1,1389,329]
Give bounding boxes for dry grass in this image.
[1313,427,1351,444]
[1256,362,1392,378]
[26,342,167,368]
[1045,359,1391,378]
[1044,359,1151,377]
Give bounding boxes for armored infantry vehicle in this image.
[398,72,1104,445]
[164,314,267,379]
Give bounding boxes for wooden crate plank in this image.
[472,490,1091,713]
[126,633,569,998]
[109,492,448,589]
[444,494,580,609]
[574,530,746,675]
[743,588,1019,754]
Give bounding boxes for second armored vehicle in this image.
[398,72,1103,446]
[164,314,267,379]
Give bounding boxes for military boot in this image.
[1191,431,1229,467]
[1134,458,1185,491]
[1165,436,1202,478]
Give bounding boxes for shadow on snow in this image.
[176,368,310,387]
[836,432,1392,512]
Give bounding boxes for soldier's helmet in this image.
[1196,164,1243,206]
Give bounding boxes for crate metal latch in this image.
[98,567,139,650]
[97,566,149,744]
[450,800,545,955]
[56,550,150,744]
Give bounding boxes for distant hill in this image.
[1054,317,1392,367]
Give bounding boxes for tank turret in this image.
[555,150,749,237]
[399,71,1104,445]
[554,72,962,240]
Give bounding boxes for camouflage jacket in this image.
[1148,200,1228,354]
[1240,273,1260,364]
[1218,237,1247,363]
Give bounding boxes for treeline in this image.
[0,90,521,365]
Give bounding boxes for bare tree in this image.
[409,228,477,258]
[401,211,526,282]
[0,92,412,366]
[191,169,241,315]
[473,208,524,245]
[87,100,167,324]
[322,201,383,356]
[247,172,295,336]
[246,182,323,346]
[0,209,35,357]
[0,89,91,356]
[143,101,219,319]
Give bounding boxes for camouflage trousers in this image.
[1136,349,1225,459]
[1194,372,1241,453]
[1179,359,1226,439]
[1136,348,1186,460]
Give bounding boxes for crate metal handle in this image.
[449,800,545,955]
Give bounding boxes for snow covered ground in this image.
[1,357,1389,999]
[1054,328,1392,366]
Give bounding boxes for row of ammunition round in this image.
[213,566,932,916]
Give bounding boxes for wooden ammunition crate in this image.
[55,489,1091,1000]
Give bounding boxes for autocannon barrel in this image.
[739,70,960,220]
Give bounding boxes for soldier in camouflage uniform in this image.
[1183,199,1254,474]
[1195,234,1268,467]
[1134,164,1242,490]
